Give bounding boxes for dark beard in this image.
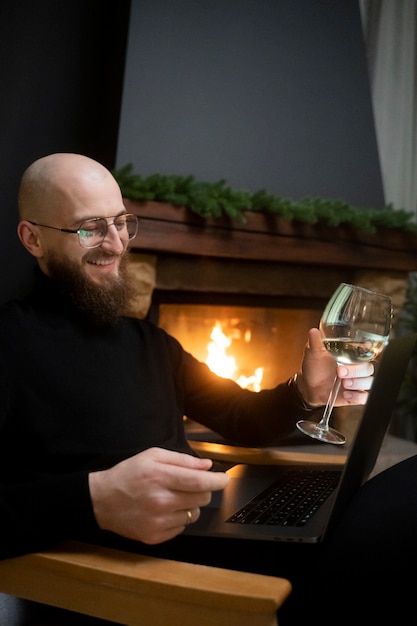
[46,252,134,326]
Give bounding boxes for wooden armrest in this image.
[189,440,347,466]
[0,540,292,626]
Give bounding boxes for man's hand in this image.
[296,327,375,408]
[89,447,229,545]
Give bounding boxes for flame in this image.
[205,321,263,391]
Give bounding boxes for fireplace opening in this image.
[152,299,322,389]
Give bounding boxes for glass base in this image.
[296,419,346,445]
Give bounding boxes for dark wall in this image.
[0,0,130,304]
[0,0,385,306]
[117,0,384,208]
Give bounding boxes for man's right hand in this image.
[88,447,229,544]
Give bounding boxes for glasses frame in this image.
[28,213,139,249]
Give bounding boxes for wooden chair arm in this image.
[0,540,292,626]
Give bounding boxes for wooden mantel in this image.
[123,199,417,323]
[125,199,417,273]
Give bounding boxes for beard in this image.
[45,251,135,326]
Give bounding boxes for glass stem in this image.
[316,376,341,431]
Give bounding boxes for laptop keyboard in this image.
[226,469,340,527]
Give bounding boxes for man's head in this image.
[17,153,138,324]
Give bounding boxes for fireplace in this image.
[125,199,415,391]
[155,302,321,388]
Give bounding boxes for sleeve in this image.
[0,352,98,559]
[174,343,321,446]
[0,471,98,560]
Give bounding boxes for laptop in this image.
[185,332,417,543]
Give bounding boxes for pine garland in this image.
[113,164,417,233]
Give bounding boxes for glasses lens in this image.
[115,214,139,241]
[77,215,139,248]
[78,218,107,248]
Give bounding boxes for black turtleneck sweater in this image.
[0,268,307,558]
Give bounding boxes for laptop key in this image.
[226,469,340,527]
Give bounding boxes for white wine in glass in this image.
[296,283,392,445]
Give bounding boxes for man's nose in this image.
[100,223,125,254]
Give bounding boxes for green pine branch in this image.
[113,164,417,233]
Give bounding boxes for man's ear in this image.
[17,221,44,258]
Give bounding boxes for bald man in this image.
[0,153,379,624]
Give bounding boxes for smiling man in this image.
[0,152,380,626]
[17,153,138,325]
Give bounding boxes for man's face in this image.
[30,166,136,323]
[39,173,129,287]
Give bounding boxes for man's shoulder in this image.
[121,316,184,349]
[122,315,167,337]
[0,297,27,319]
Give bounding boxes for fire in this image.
[205,321,264,391]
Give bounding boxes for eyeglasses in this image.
[28,213,139,249]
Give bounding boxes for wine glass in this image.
[296,283,392,445]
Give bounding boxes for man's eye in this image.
[79,228,98,239]
[115,218,127,230]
